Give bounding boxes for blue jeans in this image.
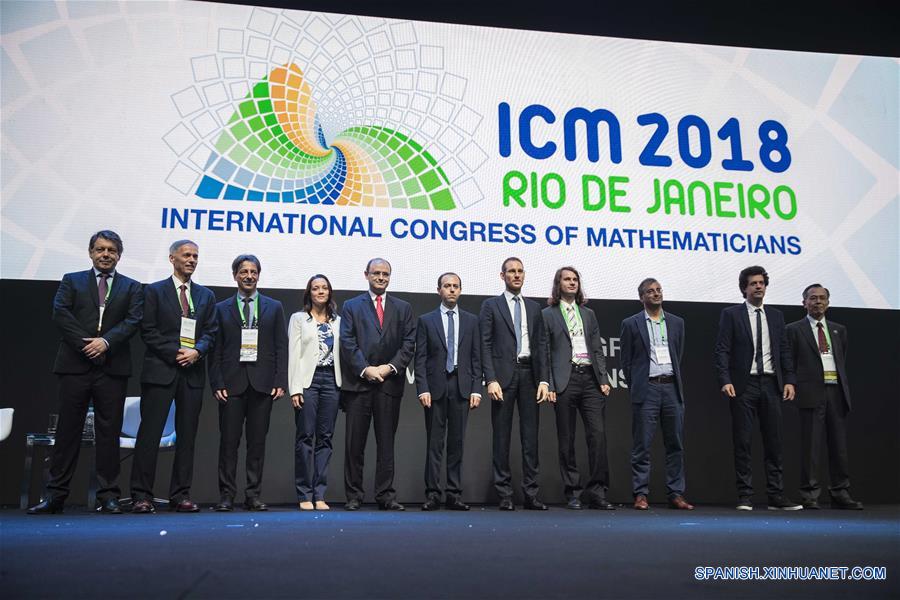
[294,367,340,501]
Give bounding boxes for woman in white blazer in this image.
[288,274,342,511]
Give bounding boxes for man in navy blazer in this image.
[542,267,613,510]
[130,239,217,513]
[29,231,143,515]
[415,272,481,511]
[208,255,287,512]
[340,258,416,510]
[480,257,550,511]
[714,265,799,511]
[786,284,862,510]
[620,278,693,511]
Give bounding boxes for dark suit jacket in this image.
[541,304,609,394]
[479,294,548,388]
[52,269,143,377]
[140,278,217,388]
[620,310,686,404]
[786,317,851,410]
[208,293,288,396]
[339,292,416,397]
[714,303,795,396]
[414,307,482,400]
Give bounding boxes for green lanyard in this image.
[559,302,583,334]
[236,294,259,328]
[182,284,195,315]
[648,312,667,345]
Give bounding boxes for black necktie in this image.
[755,309,764,375]
[242,297,253,328]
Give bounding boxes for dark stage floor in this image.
[2,504,898,599]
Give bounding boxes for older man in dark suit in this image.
[209,254,287,512]
[29,231,143,515]
[787,284,862,510]
[715,265,800,511]
[415,272,481,511]
[620,278,693,511]
[130,239,217,513]
[340,258,416,511]
[480,257,549,511]
[542,267,612,510]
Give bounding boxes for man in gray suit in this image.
[786,284,862,510]
[541,267,613,510]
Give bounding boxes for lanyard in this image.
[559,302,583,334]
[182,284,195,315]
[236,294,259,328]
[648,312,667,345]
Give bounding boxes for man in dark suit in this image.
[715,265,800,511]
[542,267,613,510]
[208,255,287,512]
[480,257,550,511]
[620,278,693,511]
[787,284,862,510]
[130,239,217,513]
[28,231,143,514]
[414,273,481,511]
[340,258,416,511]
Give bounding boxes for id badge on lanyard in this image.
[571,336,590,361]
[821,353,838,384]
[180,317,197,349]
[240,328,259,362]
[654,344,672,365]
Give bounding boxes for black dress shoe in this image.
[445,498,470,511]
[214,499,234,512]
[422,497,441,511]
[831,496,864,510]
[244,498,268,511]
[379,500,405,511]
[801,500,820,510]
[566,497,583,510]
[498,498,515,511]
[523,498,549,511]
[587,498,616,510]
[27,499,64,515]
[345,498,361,511]
[131,499,156,514]
[97,498,123,514]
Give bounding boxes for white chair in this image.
[120,396,176,450]
[0,408,13,441]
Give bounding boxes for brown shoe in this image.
[171,498,200,512]
[633,495,649,510]
[132,499,155,514]
[669,495,694,510]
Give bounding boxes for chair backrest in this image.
[121,397,176,438]
[0,408,13,442]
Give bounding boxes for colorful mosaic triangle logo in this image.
[195,64,455,209]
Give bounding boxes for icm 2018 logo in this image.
[164,9,488,210]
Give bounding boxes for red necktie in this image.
[375,294,384,327]
[179,284,190,317]
[97,273,109,306]
[816,322,828,354]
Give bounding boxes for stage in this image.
[3,504,897,598]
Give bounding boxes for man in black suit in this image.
[29,231,143,514]
[787,284,862,510]
[620,278,693,511]
[715,265,800,511]
[480,257,549,511]
[542,267,613,510]
[414,273,481,511]
[208,255,287,512]
[130,239,217,513]
[340,258,416,511]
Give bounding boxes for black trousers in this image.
[47,370,126,502]
[492,362,540,500]
[799,385,851,501]
[555,367,609,501]
[217,388,273,501]
[423,371,470,500]
[343,387,402,504]
[131,375,204,501]
[730,375,784,500]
